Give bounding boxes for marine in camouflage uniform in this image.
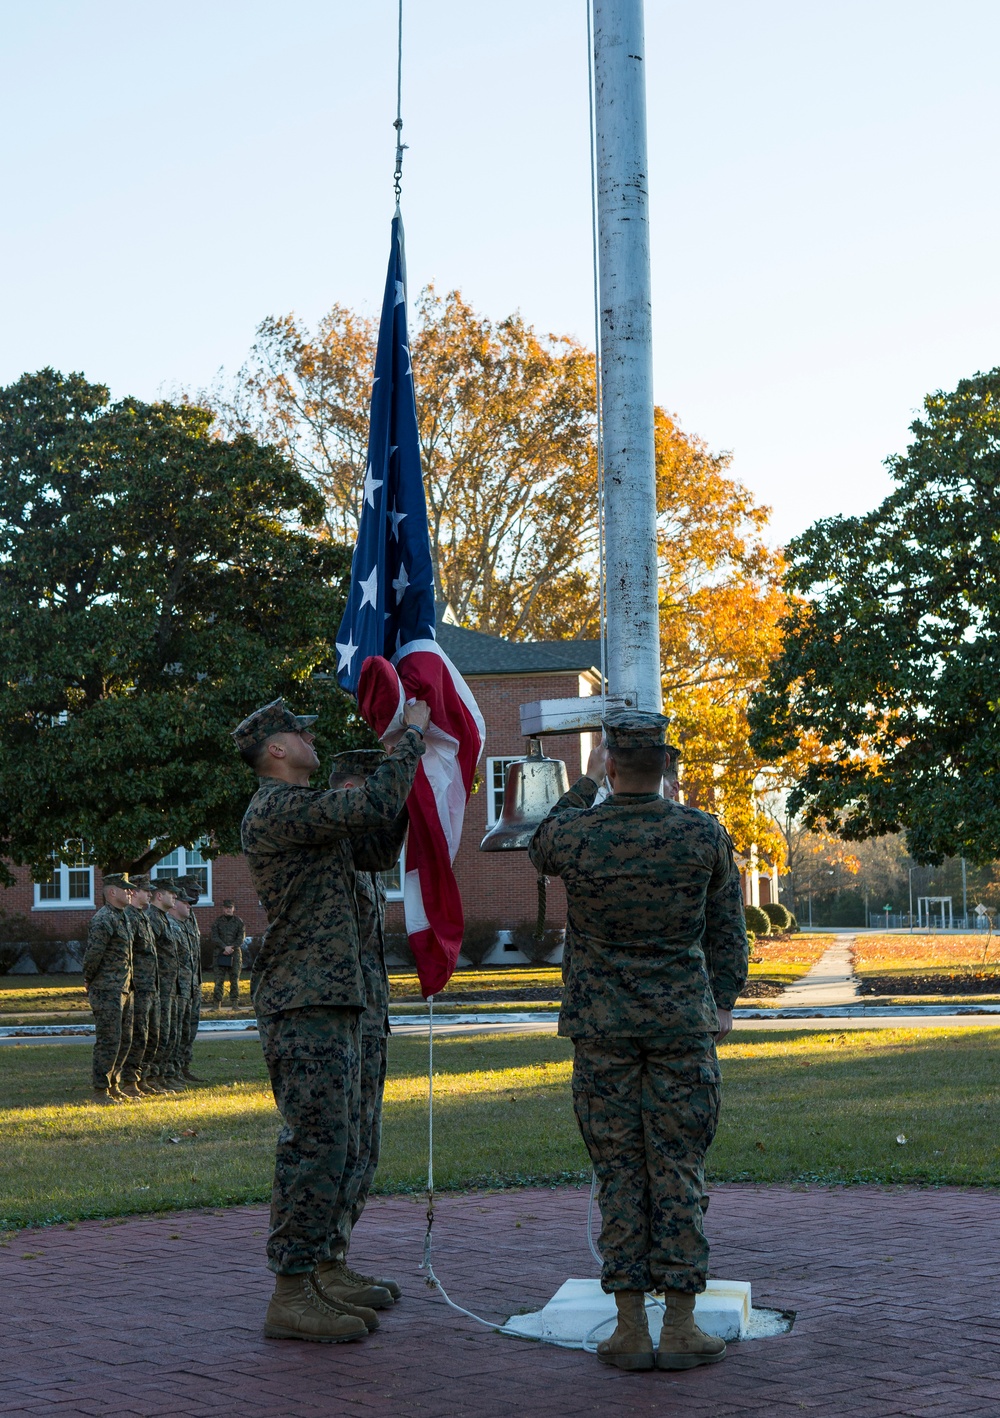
[174,876,205,1081]
[120,874,161,1097]
[148,879,184,1088]
[235,697,427,1343]
[83,873,136,1103]
[326,750,403,1263]
[529,710,748,1372]
[210,900,245,1006]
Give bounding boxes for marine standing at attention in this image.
[168,888,196,1083]
[234,696,429,1345]
[529,710,748,1373]
[325,749,406,1296]
[83,873,136,1106]
[210,899,245,1007]
[120,874,161,1098]
[147,879,184,1092]
[174,876,206,1083]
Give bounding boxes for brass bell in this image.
[479,739,570,852]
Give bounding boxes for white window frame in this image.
[151,841,214,904]
[33,844,95,911]
[379,844,405,902]
[486,756,519,827]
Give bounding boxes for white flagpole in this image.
[593,0,661,713]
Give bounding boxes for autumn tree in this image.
[211,289,598,640]
[0,369,363,882]
[213,294,790,859]
[750,368,1000,866]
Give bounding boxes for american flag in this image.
[336,215,485,998]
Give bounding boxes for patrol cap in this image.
[221,898,235,907]
[328,749,387,783]
[151,876,180,897]
[664,742,682,767]
[102,872,136,891]
[129,873,153,891]
[603,709,670,751]
[232,697,319,754]
[175,874,202,904]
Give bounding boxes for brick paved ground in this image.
[1,1184,998,1417]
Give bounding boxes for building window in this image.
[379,846,405,902]
[486,757,518,826]
[34,843,95,910]
[152,841,213,903]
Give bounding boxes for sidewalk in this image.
[779,936,859,1007]
[1,1183,997,1417]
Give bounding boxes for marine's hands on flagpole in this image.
[403,698,431,732]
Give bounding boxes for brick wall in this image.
[3,668,595,947]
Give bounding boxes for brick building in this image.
[4,610,770,959]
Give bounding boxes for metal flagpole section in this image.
[593,0,661,713]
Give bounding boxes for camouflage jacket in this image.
[148,902,182,990]
[529,777,748,1039]
[172,912,194,995]
[354,872,389,1033]
[210,913,245,966]
[241,728,424,1017]
[125,904,159,995]
[186,913,203,993]
[83,905,134,994]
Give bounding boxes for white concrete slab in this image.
[502,1277,753,1347]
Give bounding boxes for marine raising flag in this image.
[336,215,485,998]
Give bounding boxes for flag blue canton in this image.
[335,215,435,693]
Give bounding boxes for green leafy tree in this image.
[0,368,363,883]
[750,368,1000,865]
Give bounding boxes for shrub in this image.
[0,943,22,974]
[384,931,416,968]
[744,904,772,936]
[459,921,502,968]
[787,913,799,933]
[28,941,65,974]
[510,925,564,965]
[762,902,793,932]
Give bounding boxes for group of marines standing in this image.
[83,873,242,1102]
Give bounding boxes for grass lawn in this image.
[2,1025,998,1230]
[1,941,835,1022]
[853,934,1000,998]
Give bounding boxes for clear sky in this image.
[2,0,999,545]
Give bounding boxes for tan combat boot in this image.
[335,1255,402,1302]
[263,1273,368,1344]
[596,1290,654,1371]
[118,1081,146,1102]
[308,1274,380,1332]
[655,1291,726,1370]
[138,1079,164,1096]
[92,1089,123,1106]
[313,1258,393,1310]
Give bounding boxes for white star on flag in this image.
[359,566,379,609]
[401,343,412,377]
[392,563,410,605]
[388,500,408,540]
[363,463,384,509]
[395,280,405,306]
[335,633,359,674]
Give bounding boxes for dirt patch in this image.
[857,973,1000,995]
[736,979,785,999]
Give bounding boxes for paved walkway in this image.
[1,1184,997,1417]
[779,936,859,1007]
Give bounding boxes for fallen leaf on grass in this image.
[896,1134,907,1144]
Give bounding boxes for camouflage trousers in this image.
[213,959,241,1004]
[121,991,160,1083]
[572,1034,720,1295]
[180,988,200,1071]
[330,1028,388,1257]
[259,1005,362,1275]
[90,988,134,1092]
[172,995,192,1074]
[151,981,180,1078]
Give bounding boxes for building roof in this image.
[435,605,601,678]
